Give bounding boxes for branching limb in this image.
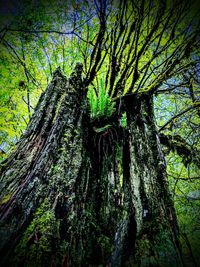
[85,0,107,86]
[159,103,200,132]
[159,133,200,167]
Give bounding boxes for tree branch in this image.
[159,103,200,132]
[159,133,200,167]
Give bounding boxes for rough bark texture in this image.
[0,64,88,266]
[115,95,183,266]
[105,95,184,267]
[0,66,183,267]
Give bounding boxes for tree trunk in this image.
[0,67,183,267]
[0,63,89,266]
[110,95,184,267]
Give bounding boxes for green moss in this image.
[98,235,112,258]
[14,198,60,267]
[0,192,12,205]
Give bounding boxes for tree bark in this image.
[110,94,184,266]
[0,67,183,267]
[0,63,89,266]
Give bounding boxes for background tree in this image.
[0,0,199,266]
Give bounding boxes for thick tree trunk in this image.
[0,66,183,267]
[110,95,184,267]
[0,64,89,266]
[0,64,119,267]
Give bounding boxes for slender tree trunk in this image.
[0,67,183,267]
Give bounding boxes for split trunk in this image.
[0,66,183,267]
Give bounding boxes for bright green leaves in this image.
[120,112,127,128]
[87,78,115,119]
